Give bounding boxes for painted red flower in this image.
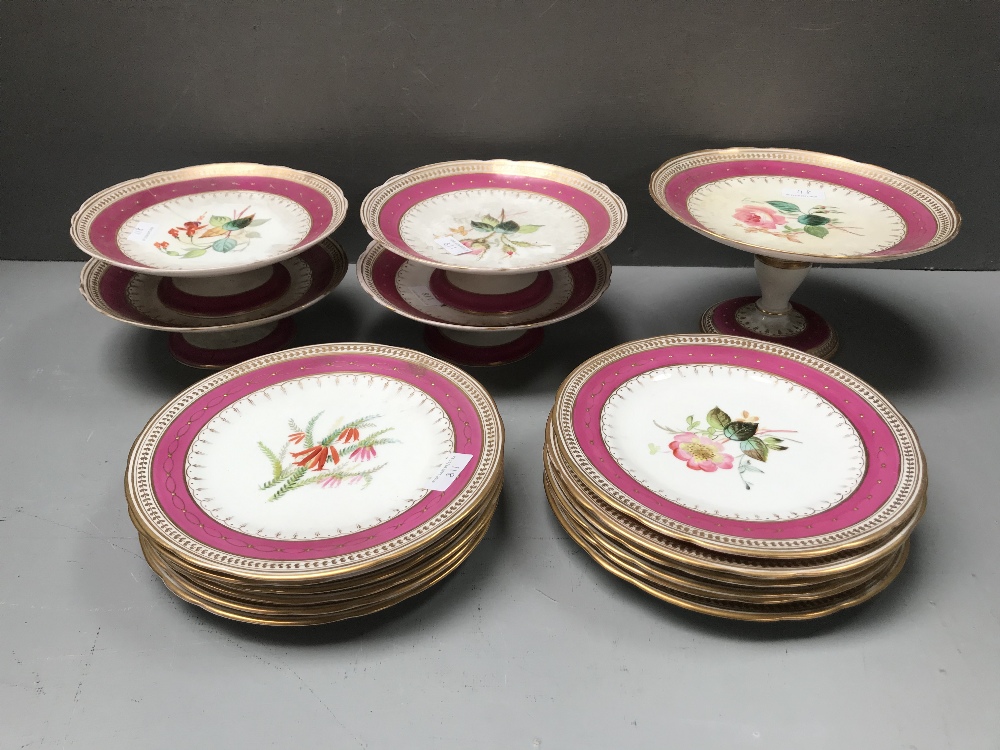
[153,241,169,250]
[460,238,491,255]
[288,431,306,445]
[167,228,180,239]
[291,444,340,471]
[337,427,360,443]
[733,205,787,231]
[183,221,206,237]
[350,445,377,462]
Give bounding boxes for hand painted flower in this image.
[291,444,340,471]
[350,445,377,462]
[461,239,491,255]
[153,241,169,250]
[337,427,360,444]
[167,228,180,238]
[668,432,735,472]
[320,475,342,489]
[288,431,306,445]
[183,221,206,237]
[734,205,787,230]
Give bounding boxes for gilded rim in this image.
[70,162,349,276]
[550,335,926,558]
[126,343,505,581]
[649,147,961,265]
[360,159,628,275]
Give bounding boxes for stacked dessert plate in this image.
[543,334,926,621]
[73,163,349,368]
[126,343,504,625]
[358,160,626,365]
[650,148,960,359]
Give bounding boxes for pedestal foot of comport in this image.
[168,318,296,369]
[428,270,553,314]
[699,256,838,359]
[424,326,544,366]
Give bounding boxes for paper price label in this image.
[425,452,474,491]
[128,222,158,243]
[435,236,472,255]
[412,286,445,307]
[781,187,826,201]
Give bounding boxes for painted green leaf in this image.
[723,421,758,441]
[209,215,230,227]
[706,406,731,430]
[742,461,765,474]
[648,443,660,455]
[212,237,239,253]
[762,436,783,445]
[797,214,831,226]
[470,221,494,231]
[183,247,207,258]
[518,224,542,233]
[803,225,829,239]
[248,218,270,227]
[481,214,498,225]
[767,201,800,214]
[740,436,769,462]
[495,220,520,233]
[165,251,182,256]
[244,230,262,239]
[509,240,535,247]
[223,215,255,231]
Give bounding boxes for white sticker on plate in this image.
[435,236,472,255]
[781,187,826,201]
[128,222,158,243]
[412,286,445,307]
[425,453,474,491]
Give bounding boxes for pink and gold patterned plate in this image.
[361,160,627,274]
[127,344,504,581]
[71,163,348,276]
[80,238,347,333]
[357,242,612,332]
[650,148,960,264]
[551,334,925,558]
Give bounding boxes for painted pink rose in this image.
[733,205,787,230]
[668,432,735,472]
[461,238,490,255]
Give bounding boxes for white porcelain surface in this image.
[687,177,906,258]
[185,374,455,539]
[398,190,589,270]
[601,365,866,521]
[117,191,312,272]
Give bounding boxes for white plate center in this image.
[185,374,455,539]
[600,365,866,521]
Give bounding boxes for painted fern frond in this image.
[257,441,283,479]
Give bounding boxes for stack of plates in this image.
[543,335,926,621]
[126,343,504,625]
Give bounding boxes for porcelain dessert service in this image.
[650,148,961,358]
[73,163,349,368]
[125,343,505,625]
[543,334,926,621]
[358,160,627,365]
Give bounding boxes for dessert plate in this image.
[361,160,627,274]
[551,335,926,558]
[80,238,347,332]
[71,163,348,276]
[649,147,960,264]
[126,344,504,581]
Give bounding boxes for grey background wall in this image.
[3,0,996,269]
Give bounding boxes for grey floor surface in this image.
[1,260,998,749]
